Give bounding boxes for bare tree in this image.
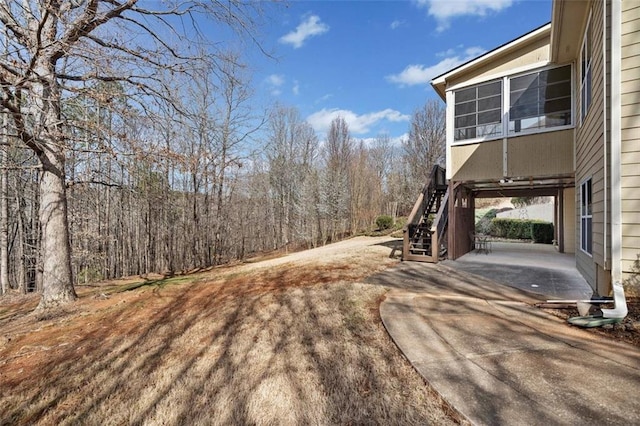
[0,125,7,295]
[322,117,353,241]
[0,1,263,309]
[0,23,7,295]
[349,140,380,233]
[266,106,318,250]
[403,100,446,194]
[210,53,264,264]
[368,133,400,219]
[369,133,393,183]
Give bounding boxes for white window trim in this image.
[507,64,574,136]
[580,178,593,256]
[453,79,503,143]
[446,60,549,93]
[580,11,593,126]
[449,63,575,147]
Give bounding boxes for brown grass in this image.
[0,238,459,425]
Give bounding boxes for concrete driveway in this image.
[370,257,640,425]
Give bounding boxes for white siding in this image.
[622,0,640,289]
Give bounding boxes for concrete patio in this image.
[371,257,640,425]
[442,241,594,300]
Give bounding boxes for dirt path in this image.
[238,235,399,270]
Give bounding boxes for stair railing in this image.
[431,188,449,259]
[402,164,446,261]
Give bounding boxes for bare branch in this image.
[0,164,41,170]
[0,3,28,46]
[66,178,121,188]
[52,0,136,62]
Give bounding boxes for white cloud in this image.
[265,74,285,96]
[415,0,513,31]
[292,80,300,96]
[436,48,456,57]
[266,74,285,87]
[315,93,333,104]
[390,19,405,30]
[464,46,486,57]
[386,46,485,86]
[393,133,409,145]
[307,108,410,135]
[360,133,408,147]
[279,15,329,49]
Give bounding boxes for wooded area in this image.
[0,1,445,307]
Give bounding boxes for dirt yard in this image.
[0,236,461,425]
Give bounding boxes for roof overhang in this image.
[430,23,552,100]
[550,0,591,63]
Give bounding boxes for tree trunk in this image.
[37,150,77,308]
[17,198,26,294]
[33,55,77,309]
[0,134,8,295]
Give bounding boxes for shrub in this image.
[531,221,554,244]
[485,209,498,219]
[491,218,530,239]
[375,215,394,230]
[490,218,554,243]
[77,267,103,284]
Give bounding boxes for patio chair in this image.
[469,232,490,254]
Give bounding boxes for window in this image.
[580,16,592,122]
[509,65,572,133]
[454,80,502,141]
[451,65,573,143]
[580,179,592,255]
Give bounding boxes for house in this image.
[412,0,639,298]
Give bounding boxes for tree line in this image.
[0,1,444,308]
[1,94,445,292]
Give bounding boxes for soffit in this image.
[550,0,591,63]
[431,23,552,100]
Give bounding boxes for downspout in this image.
[601,0,627,319]
[603,0,608,271]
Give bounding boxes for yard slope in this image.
[0,236,460,425]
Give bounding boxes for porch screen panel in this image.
[509,65,572,134]
[454,80,502,141]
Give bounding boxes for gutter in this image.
[550,0,563,62]
[430,23,551,99]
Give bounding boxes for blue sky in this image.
[252,0,552,142]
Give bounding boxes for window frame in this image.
[507,65,573,135]
[580,11,593,125]
[580,178,593,256]
[449,63,574,146]
[453,79,503,142]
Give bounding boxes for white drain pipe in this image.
[602,0,627,319]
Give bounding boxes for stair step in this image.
[411,242,431,248]
[403,168,448,263]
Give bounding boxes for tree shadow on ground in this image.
[0,261,456,425]
[374,238,403,259]
[372,261,640,425]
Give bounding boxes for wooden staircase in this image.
[402,165,449,263]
